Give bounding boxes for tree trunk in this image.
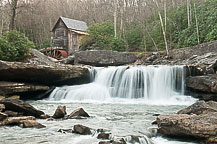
[187,0,192,27]
[164,1,167,33]
[194,3,200,44]
[114,0,118,38]
[9,0,18,30]
[145,26,158,52]
[0,9,3,35]
[153,0,169,55]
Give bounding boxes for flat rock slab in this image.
[157,101,217,143]
[178,100,217,115]
[75,50,137,66]
[0,60,89,85]
[0,99,44,118]
[0,116,35,126]
[157,113,217,140]
[0,81,50,96]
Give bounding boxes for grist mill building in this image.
[52,17,88,55]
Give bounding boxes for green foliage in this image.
[170,0,217,48]
[81,0,217,52]
[110,36,125,52]
[81,21,126,51]
[0,30,35,61]
[125,26,144,51]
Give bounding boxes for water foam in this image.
[48,65,196,105]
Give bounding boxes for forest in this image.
[0,0,216,59]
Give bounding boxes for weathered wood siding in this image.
[68,30,80,54]
[53,19,87,55]
[53,20,68,51]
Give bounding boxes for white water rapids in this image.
[0,65,198,144]
[48,65,195,105]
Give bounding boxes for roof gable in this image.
[52,17,88,32]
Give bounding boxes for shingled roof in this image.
[52,17,88,32]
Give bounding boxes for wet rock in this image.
[177,101,217,115]
[57,129,73,134]
[186,75,217,94]
[124,135,153,144]
[40,114,51,119]
[22,120,46,128]
[4,110,21,117]
[153,114,160,116]
[157,113,217,142]
[52,106,66,119]
[151,120,157,125]
[185,91,217,101]
[0,99,44,118]
[69,108,90,118]
[0,81,50,97]
[0,60,89,86]
[0,116,35,126]
[73,124,91,135]
[0,104,5,112]
[156,101,217,143]
[0,112,8,121]
[207,137,217,144]
[97,133,111,139]
[74,50,137,66]
[98,139,126,144]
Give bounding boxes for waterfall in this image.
[48,65,195,105]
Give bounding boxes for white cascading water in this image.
[48,65,195,105]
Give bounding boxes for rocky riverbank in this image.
[0,49,90,100]
[136,40,217,101]
[156,100,217,143]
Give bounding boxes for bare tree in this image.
[8,0,18,30]
[114,0,118,37]
[187,0,192,27]
[194,3,200,44]
[153,0,169,55]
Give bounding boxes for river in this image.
[0,65,199,144]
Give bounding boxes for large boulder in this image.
[177,101,217,115]
[69,108,90,118]
[156,101,217,143]
[157,113,217,142]
[186,75,217,101]
[0,60,89,86]
[74,50,137,66]
[0,99,44,118]
[186,75,217,93]
[73,124,92,135]
[52,106,66,119]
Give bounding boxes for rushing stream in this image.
[0,65,198,144]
